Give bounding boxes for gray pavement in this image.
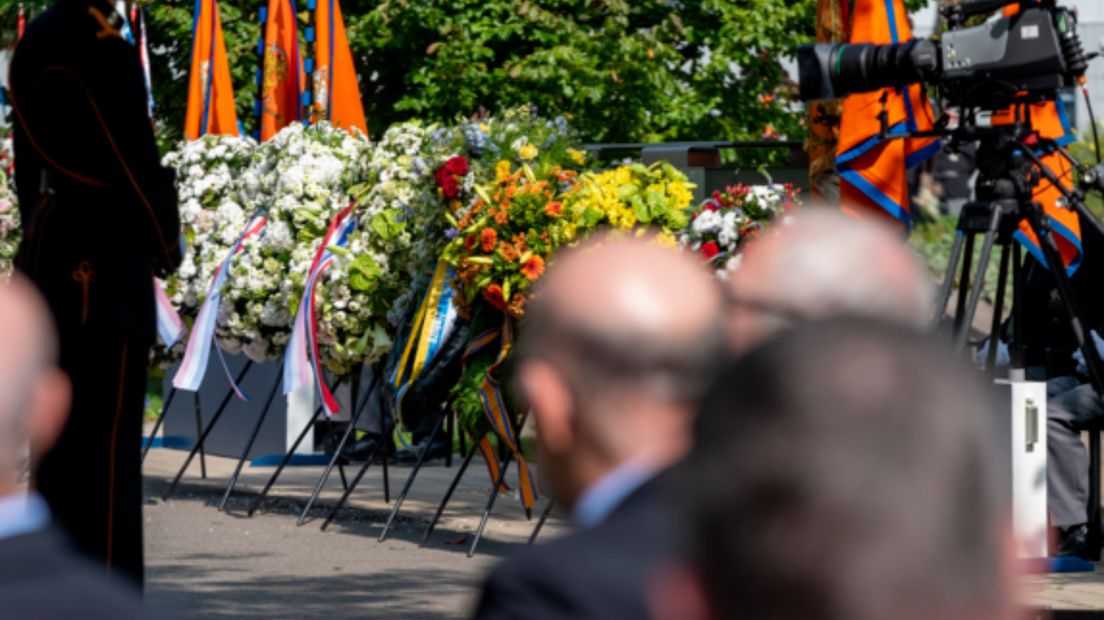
[142,446,567,619]
[142,437,1104,617]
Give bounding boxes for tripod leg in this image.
[193,393,206,479]
[444,407,454,468]
[380,388,391,504]
[142,387,177,464]
[382,450,391,504]
[1011,245,1025,370]
[952,232,976,336]
[934,233,966,326]
[469,410,532,558]
[1030,213,1104,560]
[985,245,1012,373]
[420,440,478,547]
[377,407,448,542]
[528,500,555,545]
[219,364,284,511]
[247,403,326,516]
[297,370,380,526]
[163,360,254,500]
[955,211,1002,353]
[320,433,391,531]
[468,451,515,558]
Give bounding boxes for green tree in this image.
[0,1,935,146]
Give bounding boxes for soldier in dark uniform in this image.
[9,0,181,588]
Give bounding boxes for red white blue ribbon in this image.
[154,278,186,348]
[173,214,267,394]
[283,204,358,416]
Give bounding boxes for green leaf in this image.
[348,256,381,292]
[370,211,405,242]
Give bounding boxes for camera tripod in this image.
[935,122,1104,559]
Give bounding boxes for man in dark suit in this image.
[472,234,726,619]
[0,275,149,617]
[656,320,1014,620]
[10,0,181,588]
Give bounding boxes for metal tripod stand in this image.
[935,126,1104,559]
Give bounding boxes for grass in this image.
[145,376,164,422]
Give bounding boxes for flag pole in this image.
[303,0,315,126]
[253,2,266,140]
[806,0,849,204]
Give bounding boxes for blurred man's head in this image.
[0,275,69,493]
[727,209,932,353]
[662,319,1010,620]
[515,233,724,510]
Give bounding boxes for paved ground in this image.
[143,442,1104,617]
[142,447,567,619]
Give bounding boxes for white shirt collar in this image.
[0,492,50,541]
[572,458,658,529]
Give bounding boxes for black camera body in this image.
[797,0,1089,109]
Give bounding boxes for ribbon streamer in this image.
[283,204,357,416]
[154,278,186,348]
[173,214,267,395]
[462,320,539,509]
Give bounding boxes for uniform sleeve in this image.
[84,36,182,277]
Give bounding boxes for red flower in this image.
[521,255,546,281]
[544,201,562,217]
[444,156,470,177]
[701,241,720,260]
[480,228,497,253]
[440,176,460,199]
[484,284,507,311]
[464,235,477,252]
[435,156,469,199]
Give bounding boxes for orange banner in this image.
[260,0,304,141]
[837,0,939,230]
[313,0,367,135]
[996,4,1081,273]
[184,0,239,140]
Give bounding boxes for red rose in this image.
[464,235,477,252]
[445,156,470,177]
[436,157,469,199]
[440,176,460,199]
[701,241,720,259]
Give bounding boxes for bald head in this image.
[517,233,723,508]
[0,275,67,489]
[728,208,932,352]
[535,233,722,352]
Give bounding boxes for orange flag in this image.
[313,0,367,135]
[837,0,939,230]
[184,0,239,140]
[260,0,305,141]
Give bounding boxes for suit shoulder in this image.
[0,529,147,618]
